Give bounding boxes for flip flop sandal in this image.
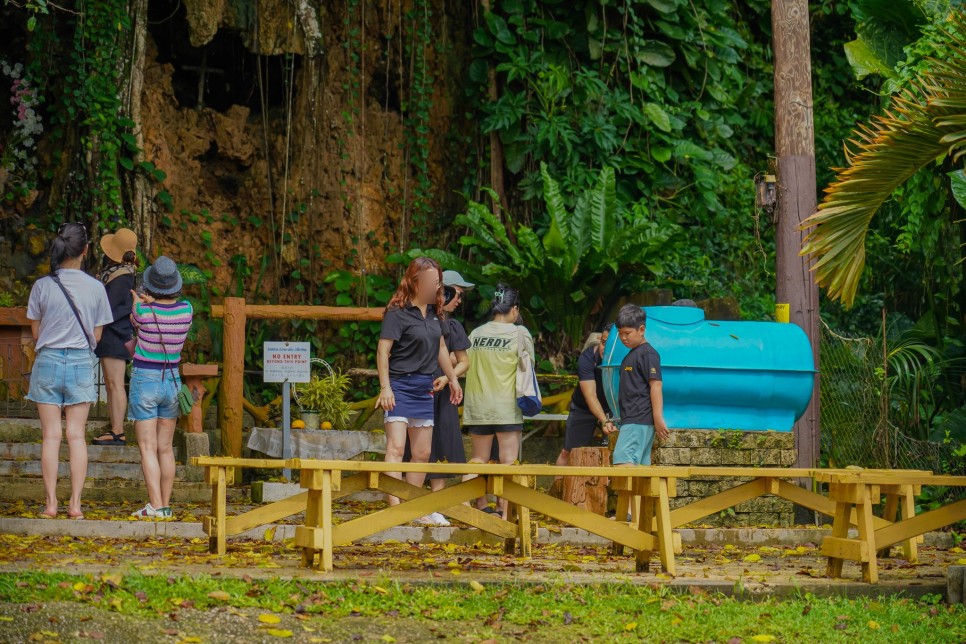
[92,431,126,446]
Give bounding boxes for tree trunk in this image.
[562,447,611,515]
[120,0,154,252]
[772,0,820,473]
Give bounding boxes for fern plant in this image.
[412,163,678,358]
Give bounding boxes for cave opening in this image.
[147,0,300,114]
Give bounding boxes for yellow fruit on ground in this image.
[291,419,306,429]
[321,421,333,430]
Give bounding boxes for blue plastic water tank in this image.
[601,306,815,431]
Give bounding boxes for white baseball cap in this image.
[442,270,475,290]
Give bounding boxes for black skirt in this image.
[426,390,465,479]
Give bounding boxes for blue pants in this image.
[612,423,655,465]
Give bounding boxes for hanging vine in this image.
[400,0,434,248]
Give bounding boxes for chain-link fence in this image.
[820,321,961,472]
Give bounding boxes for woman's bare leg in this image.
[383,420,409,505]
[38,403,63,516]
[157,417,177,507]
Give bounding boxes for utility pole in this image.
[772,0,820,472]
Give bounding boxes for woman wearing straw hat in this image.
[129,257,194,519]
[92,228,138,446]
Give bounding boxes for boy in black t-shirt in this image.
[607,304,668,466]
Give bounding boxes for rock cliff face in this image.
[0,0,476,303]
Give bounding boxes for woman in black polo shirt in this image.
[376,257,463,523]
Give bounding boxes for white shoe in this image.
[414,515,436,526]
[131,503,159,518]
[429,512,450,527]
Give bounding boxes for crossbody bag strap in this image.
[50,273,93,350]
[148,305,179,383]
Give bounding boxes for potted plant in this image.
[293,371,352,430]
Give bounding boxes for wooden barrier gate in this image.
[211,297,383,457]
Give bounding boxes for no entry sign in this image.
[263,341,311,383]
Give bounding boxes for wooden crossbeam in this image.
[293,459,685,478]
[874,497,966,550]
[669,478,768,528]
[331,478,488,545]
[375,474,518,539]
[193,457,292,468]
[499,479,657,554]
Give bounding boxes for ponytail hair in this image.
[50,222,88,274]
[489,283,522,318]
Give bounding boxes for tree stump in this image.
[563,447,611,515]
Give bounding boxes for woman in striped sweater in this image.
[128,256,193,519]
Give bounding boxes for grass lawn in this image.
[0,571,964,643]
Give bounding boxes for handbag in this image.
[515,326,542,417]
[50,273,94,350]
[124,336,136,358]
[148,306,195,417]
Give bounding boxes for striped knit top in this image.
[132,300,194,370]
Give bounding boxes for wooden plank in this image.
[332,478,488,544]
[874,498,966,550]
[0,308,29,325]
[820,536,869,562]
[818,473,958,486]
[668,478,767,528]
[320,470,334,572]
[294,458,686,478]
[899,485,923,558]
[219,297,246,458]
[193,457,292,468]
[210,466,227,555]
[825,499,851,579]
[225,492,308,535]
[635,496,655,572]
[376,475,518,539]
[499,479,656,552]
[654,477,676,575]
[773,479,891,529]
[855,486,879,584]
[211,303,384,321]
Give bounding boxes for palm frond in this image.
[802,13,966,306]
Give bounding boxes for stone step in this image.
[0,442,144,463]
[0,419,119,443]
[0,459,186,480]
[0,475,242,504]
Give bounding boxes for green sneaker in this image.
[157,506,173,518]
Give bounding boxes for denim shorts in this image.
[27,348,97,407]
[128,367,182,421]
[612,423,655,466]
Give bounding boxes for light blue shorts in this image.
[128,367,182,421]
[27,348,97,407]
[612,423,655,466]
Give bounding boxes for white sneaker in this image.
[429,512,451,527]
[414,515,436,526]
[131,503,159,518]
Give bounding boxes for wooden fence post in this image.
[219,297,246,457]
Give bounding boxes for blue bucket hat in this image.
[143,256,183,295]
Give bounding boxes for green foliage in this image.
[293,372,352,428]
[469,0,776,317]
[402,0,435,235]
[411,164,678,357]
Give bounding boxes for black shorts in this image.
[563,407,599,451]
[466,424,524,435]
